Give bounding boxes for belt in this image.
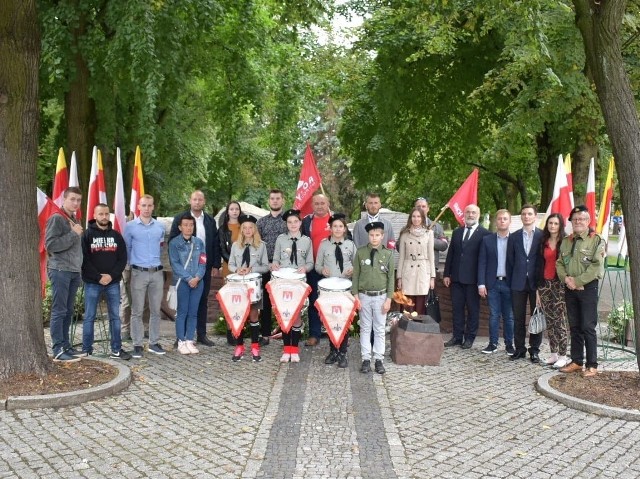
[132,265,163,272]
[360,289,387,297]
[496,276,506,281]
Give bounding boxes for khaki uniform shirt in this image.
[556,231,605,287]
[351,245,395,295]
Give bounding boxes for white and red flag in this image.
[596,157,615,243]
[545,154,573,223]
[130,146,145,218]
[585,157,597,229]
[86,146,108,226]
[293,143,322,216]
[69,151,82,220]
[446,169,478,226]
[113,147,127,234]
[564,153,575,209]
[52,148,68,207]
[37,188,63,296]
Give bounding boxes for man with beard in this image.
[80,204,131,360]
[169,190,221,346]
[257,189,288,345]
[353,193,396,249]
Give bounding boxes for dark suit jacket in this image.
[506,228,542,291]
[477,233,506,289]
[169,210,221,269]
[444,224,490,285]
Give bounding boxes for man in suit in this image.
[443,204,490,349]
[506,204,543,362]
[169,190,221,346]
[478,209,514,355]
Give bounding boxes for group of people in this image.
[444,203,605,378]
[45,186,605,379]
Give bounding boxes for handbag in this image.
[166,242,195,311]
[528,306,547,334]
[425,289,441,323]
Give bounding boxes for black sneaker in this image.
[325,350,339,365]
[132,346,144,359]
[66,348,85,357]
[148,344,166,355]
[360,360,371,373]
[374,359,386,375]
[481,343,498,354]
[337,353,348,369]
[110,349,132,361]
[259,337,270,346]
[505,344,515,356]
[53,351,81,363]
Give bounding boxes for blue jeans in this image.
[48,269,82,356]
[82,282,122,354]
[487,279,514,346]
[175,280,203,341]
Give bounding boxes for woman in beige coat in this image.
[397,207,436,314]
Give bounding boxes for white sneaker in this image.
[186,340,200,354]
[280,353,291,363]
[545,353,559,365]
[290,353,300,363]
[553,356,571,369]
[178,340,191,355]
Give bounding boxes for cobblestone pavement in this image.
[1,321,639,479]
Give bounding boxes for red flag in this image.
[544,155,573,223]
[446,169,479,226]
[37,188,64,296]
[69,151,82,220]
[564,154,575,209]
[293,143,322,216]
[52,148,68,207]
[113,147,127,234]
[130,146,145,218]
[585,157,597,229]
[86,146,108,226]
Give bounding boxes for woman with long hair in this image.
[219,201,242,277]
[536,213,570,368]
[228,214,269,362]
[396,207,435,315]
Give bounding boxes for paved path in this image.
[1,323,639,478]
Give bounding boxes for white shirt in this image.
[191,210,206,245]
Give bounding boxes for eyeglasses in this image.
[571,216,589,222]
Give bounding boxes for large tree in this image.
[573,0,640,368]
[0,0,49,379]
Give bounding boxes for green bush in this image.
[606,304,634,344]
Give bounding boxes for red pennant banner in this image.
[216,283,251,338]
[446,169,479,226]
[316,291,359,348]
[293,144,322,216]
[266,278,311,334]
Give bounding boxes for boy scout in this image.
[556,205,605,378]
[352,221,395,374]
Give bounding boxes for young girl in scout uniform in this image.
[271,209,314,363]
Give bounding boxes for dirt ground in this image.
[549,370,640,410]
[0,359,118,400]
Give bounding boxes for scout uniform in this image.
[351,222,395,374]
[556,205,605,375]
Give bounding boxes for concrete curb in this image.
[4,358,132,411]
[536,371,640,421]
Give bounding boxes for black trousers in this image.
[259,272,273,337]
[196,267,212,338]
[565,281,599,368]
[511,288,542,354]
[451,282,480,343]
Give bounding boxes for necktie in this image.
[334,242,344,273]
[242,244,251,267]
[369,247,377,266]
[290,237,298,265]
[463,227,472,244]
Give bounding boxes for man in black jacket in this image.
[169,190,221,346]
[81,204,131,359]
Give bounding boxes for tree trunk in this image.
[0,0,50,379]
[573,0,640,369]
[536,128,555,209]
[64,1,96,196]
[571,141,598,204]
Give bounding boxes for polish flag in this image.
[293,143,322,216]
[52,148,68,207]
[69,151,82,220]
[445,169,478,226]
[596,157,615,243]
[37,188,63,296]
[585,158,597,229]
[86,146,108,226]
[130,146,145,218]
[113,147,127,234]
[544,155,573,225]
[564,153,575,209]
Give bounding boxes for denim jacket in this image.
[169,235,206,284]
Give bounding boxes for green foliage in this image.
[607,303,634,344]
